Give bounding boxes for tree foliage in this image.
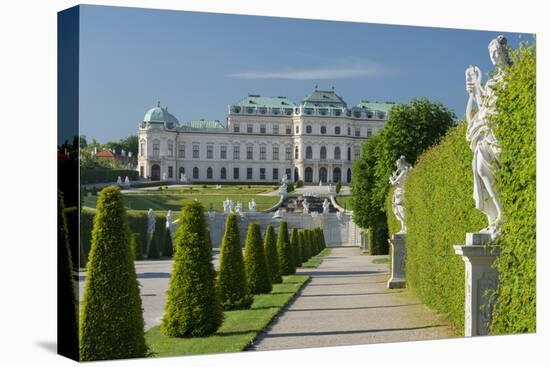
[80,186,147,361]
[161,201,223,337]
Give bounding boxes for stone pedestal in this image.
[454,233,500,336]
[387,233,406,289]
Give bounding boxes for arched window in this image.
[220,167,226,179]
[334,147,341,160]
[333,167,341,183]
[347,147,351,161]
[305,167,313,183]
[335,126,341,135]
[319,167,327,182]
[306,146,313,159]
[347,168,352,183]
[294,167,299,182]
[321,126,326,134]
[193,167,199,179]
[306,125,312,134]
[151,164,160,181]
[320,146,327,160]
[207,167,213,179]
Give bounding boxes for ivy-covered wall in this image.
[490,43,536,334]
[403,123,486,334]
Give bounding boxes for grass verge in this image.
[145,274,309,357]
[299,248,332,268]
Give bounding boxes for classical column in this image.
[454,233,500,336]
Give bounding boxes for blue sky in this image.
[79,5,529,142]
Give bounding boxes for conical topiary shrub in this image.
[161,201,223,337]
[80,186,147,361]
[298,230,306,265]
[58,190,78,359]
[276,221,295,276]
[290,228,300,270]
[244,223,272,294]
[217,213,253,310]
[303,229,312,261]
[264,224,281,284]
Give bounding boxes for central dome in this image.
[143,102,179,125]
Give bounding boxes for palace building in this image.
[137,88,393,184]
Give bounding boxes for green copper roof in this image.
[185,119,225,129]
[143,102,179,124]
[301,89,347,108]
[233,95,296,108]
[355,101,396,113]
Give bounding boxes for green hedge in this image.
[403,123,485,334]
[81,168,138,185]
[490,42,536,334]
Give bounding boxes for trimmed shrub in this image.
[161,201,223,337]
[217,213,253,310]
[302,230,311,261]
[403,123,485,334]
[276,221,294,275]
[490,42,536,334]
[298,230,306,264]
[58,191,78,359]
[264,224,281,283]
[291,228,301,268]
[81,168,138,185]
[244,223,272,294]
[335,182,342,194]
[131,233,144,260]
[80,186,147,360]
[296,179,304,188]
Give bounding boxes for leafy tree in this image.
[264,224,281,283]
[58,191,78,359]
[80,186,147,361]
[244,223,272,294]
[161,201,223,337]
[290,228,301,268]
[217,214,253,310]
[276,221,294,275]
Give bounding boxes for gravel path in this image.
[251,247,453,351]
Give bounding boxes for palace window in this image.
[168,166,173,178]
[306,125,312,134]
[355,127,361,137]
[247,167,253,180]
[260,124,266,134]
[286,125,292,134]
[367,128,373,137]
[273,168,279,181]
[295,125,300,134]
[233,145,240,160]
[207,167,213,179]
[354,146,360,159]
[321,126,327,134]
[193,167,199,179]
[233,167,240,179]
[334,146,341,160]
[273,145,279,160]
[178,144,185,158]
[247,124,253,133]
[260,168,266,180]
[140,141,145,156]
[220,167,226,179]
[286,146,292,161]
[168,142,173,157]
[306,146,312,159]
[153,143,159,158]
[285,168,291,181]
[247,145,253,160]
[347,126,351,136]
[347,147,351,161]
[335,126,341,135]
[193,144,200,159]
[207,144,213,159]
[273,125,279,135]
[320,146,327,160]
[233,123,240,133]
[220,145,227,159]
[260,145,266,160]
[294,146,299,160]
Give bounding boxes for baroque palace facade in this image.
[137,88,393,184]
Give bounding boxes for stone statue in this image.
[165,210,173,232]
[336,211,342,221]
[465,35,510,239]
[322,198,330,215]
[124,176,130,187]
[278,182,288,196]
[116,176,122,185]
[147,208,156,239]
[319,180,323,186]
[389,155,411,234]
[162,172,167,181]
[302,198,310,214]
[223,197,232,214]
[248,199,256,212]
[272,209,283,220]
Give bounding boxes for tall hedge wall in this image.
[490,43,536,334]
[403,123,486,333]
[81,168,139,185]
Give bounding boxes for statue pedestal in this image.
[387,233,406,289]
[453,233,500,336]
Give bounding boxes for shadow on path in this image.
[263,325,445,338]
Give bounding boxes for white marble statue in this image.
[235,202,243,215]
[278,182,288,196]
[165,210,174,232]
[116,176,122,185]
[121,149,126,157]
[319,180,323,186]
[272,209,283,220]
[336,211,342,221]
[322,198,330,215]
[223,197,232,214]
[248,199,256,212]
[128,151,133,158]
[465,35,511,239]
[302,198,310,214]
[147,208,156,239]
[215,184,222,190]
[162,172,167,181]
[124,176,130,187]
[389,156,412,234]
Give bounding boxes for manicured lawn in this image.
[145,275,309,357]
[300,248,332,268]
[335,196,352,209]
[82,184,280,212]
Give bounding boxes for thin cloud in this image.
[228,58,396,80]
